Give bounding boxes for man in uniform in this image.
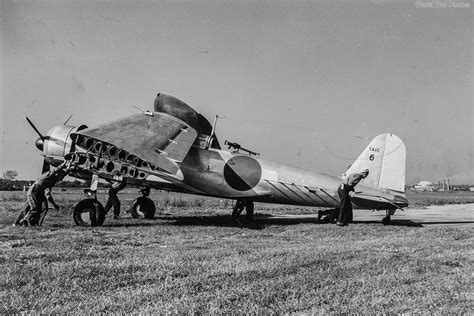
[337,168,369,226]
[104,179,127,219]
[15,162,71,226]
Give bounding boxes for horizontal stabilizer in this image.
[352,193,407,210]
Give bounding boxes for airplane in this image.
[26,92,408,227]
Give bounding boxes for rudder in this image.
[345,133,406,192]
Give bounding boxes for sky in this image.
[1,0,472,184]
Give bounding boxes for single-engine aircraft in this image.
[26,93,408,226]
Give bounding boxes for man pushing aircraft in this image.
[14,162,72,226]
[336,168,369,226]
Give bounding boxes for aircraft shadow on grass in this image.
[98,213,470,229]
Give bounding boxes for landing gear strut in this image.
[232,199,254,221]
[130,187,156,219]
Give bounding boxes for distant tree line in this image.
[0,178,117,191]
[0,179,87,191]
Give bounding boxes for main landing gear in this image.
[130,187,156,219]
[74,175,106,227]
[73,179,156,226]
[232,199,254,221]
[74,197,106,227]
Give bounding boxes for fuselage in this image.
[157,146,408,210]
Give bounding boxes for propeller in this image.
[26,117,48,152]
[63,114,73,125]
[26,117,50,174]
[26,117,45,140]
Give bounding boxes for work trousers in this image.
[15,194,47,225]
[337,185,353,224]
[105,192,121,216]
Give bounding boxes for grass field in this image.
[1,189,473,313]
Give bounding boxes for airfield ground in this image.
[0,189,472,313]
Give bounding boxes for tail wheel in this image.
[245,201,254,221]
[382,209,393,225]
[74,199,105,227]
[130,197,156,219]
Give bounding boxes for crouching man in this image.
[14,162,71,226]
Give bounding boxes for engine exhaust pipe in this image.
[105,161,115,173]
[88,155,96,164]
[120,165,129,176]
[107,145,118,158]
[118,150,127,161]
[64,153,75,161]
[75,135,85,147]
[74,154,87,165]
[126,154,136,164]
[84,138,94,150]
[97,159,105,169]
[93,141,103,154]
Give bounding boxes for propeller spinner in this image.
[26,116,88,174]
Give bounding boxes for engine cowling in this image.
[43,125,88,166]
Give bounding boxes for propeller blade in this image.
[26,117,45,140]
[63,114,73,125]
[41,159,50,174]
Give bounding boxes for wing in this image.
[72,112,197,175]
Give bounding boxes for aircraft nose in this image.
[35,137,44,151]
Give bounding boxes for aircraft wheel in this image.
[245,201,254,221]
[382,215,391,225]
[74,199,105,227]
[130,197,156,219]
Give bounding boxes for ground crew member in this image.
[317,208,339,223]
[15,162,71,226]
[104,180,127,219]
[337,168,369,226]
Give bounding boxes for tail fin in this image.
[345,133,406,192]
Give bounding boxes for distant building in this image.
[413,181,435,192]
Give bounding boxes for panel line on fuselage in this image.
[288,183,327,205]
[303,186,332,206]
[319,188,340,204]
[280,182,314,205]
[264,180,295,202]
